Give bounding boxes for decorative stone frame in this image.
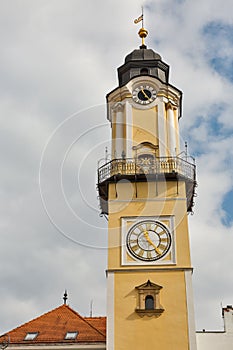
[132,142,159,174]
[133,142,159,159]
[135,280,164,317]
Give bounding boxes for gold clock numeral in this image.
[131,244,139,253]
[137,249,145,257]
[146,223,152,231]
[157,229,166,236]
[137,225,144,233]
[158,243,167,251]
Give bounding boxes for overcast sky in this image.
[0,0,233,335]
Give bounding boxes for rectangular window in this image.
[24,332,38,341]
[64,331,78,340]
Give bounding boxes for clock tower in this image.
[97,27,197,350]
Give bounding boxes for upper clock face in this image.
[132,84,157,105]
[126,220,171,261]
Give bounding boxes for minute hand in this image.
[144,231,161,254]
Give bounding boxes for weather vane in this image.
[134,6,148,48]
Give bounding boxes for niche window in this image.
[140,68,149,75]
[135,280,164,317]
[145,295,154,310]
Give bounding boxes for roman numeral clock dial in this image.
[126,220,171,262]
[132,84,157,105]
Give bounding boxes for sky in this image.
[0,0,233,335]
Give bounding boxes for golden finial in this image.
[134,6,148,47]
[138,27,148,47]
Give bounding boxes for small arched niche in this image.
[140,67,149,75]
[135,280,164,317]
[145,295,154,310]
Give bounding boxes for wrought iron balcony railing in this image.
[98,156,196,184]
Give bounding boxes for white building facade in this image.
[196,306,233,350]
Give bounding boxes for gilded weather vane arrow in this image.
[134,13,143,25]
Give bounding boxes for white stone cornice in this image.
[111,101,124,113]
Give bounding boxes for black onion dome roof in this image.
[117,46,169,87]
[124,48,162,62]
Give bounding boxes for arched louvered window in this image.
[140,68,149,75]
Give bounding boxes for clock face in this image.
[132,85,157,105]
[126,220,171,261]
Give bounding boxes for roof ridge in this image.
[81,318,105,338]
[65,306,105,338]
[64,304,87,321]
[1,304,67,336]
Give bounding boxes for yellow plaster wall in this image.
[114,270,189,350]
[132,106,158,146]
[108,181,191,270]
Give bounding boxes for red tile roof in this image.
[0,305,106,344]
[85,317,106,336]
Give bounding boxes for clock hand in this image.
[141,89,150,100]
[144,231,161,254]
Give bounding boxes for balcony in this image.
[97,156,197,214]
